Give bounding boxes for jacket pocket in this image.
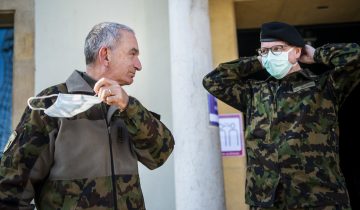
[245,166,280,207]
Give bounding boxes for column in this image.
[168,0,226,210]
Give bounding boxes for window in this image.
[0,11,14,153]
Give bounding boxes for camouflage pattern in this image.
[203,43,360,209]
[0,70,175,210]
[250,204,351,210]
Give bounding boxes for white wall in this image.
[35,1,174,210]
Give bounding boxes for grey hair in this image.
[84,22,134,65]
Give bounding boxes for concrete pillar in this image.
[168,0,226,210]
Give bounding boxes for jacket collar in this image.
[297,68,319,81]
[65,70,95,94]
[268,68,319,82]
[66,70,121,118]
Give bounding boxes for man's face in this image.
[260,40,301,64]
[105,30,142,85]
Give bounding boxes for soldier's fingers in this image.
[105,95,119,105]
[94,78,107,94]
[98,87,111,101]
[105,90,129,110]
[94,78,117,94]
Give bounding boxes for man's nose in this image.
[134,57,142,71]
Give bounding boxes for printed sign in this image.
[219,114,245,156]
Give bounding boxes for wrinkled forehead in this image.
[260,40,288,48]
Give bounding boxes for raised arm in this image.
[313,43,360,105]
[202,56,263,112]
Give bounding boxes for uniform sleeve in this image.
[0,90,56,209]
[314,43,360,105]
[120,97,175,170]
[202,56,263,112]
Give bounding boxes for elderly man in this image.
[203,21,359,210]
[0,22,174,210]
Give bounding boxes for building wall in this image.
[34,0,174,210]
[0,0,35,129]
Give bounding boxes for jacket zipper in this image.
[101,104,118,210]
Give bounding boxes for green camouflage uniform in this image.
[203,43,360,209]
[0,70,175,210]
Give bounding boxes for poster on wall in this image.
[207,94,219,126]
[219,114,245,156]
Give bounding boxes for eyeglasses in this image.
[257,45,289,56]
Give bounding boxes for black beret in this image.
[260,21,305,47]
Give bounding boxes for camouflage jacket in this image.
[0,70,175,210]
[203,43,360,208]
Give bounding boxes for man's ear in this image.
[98,47,110,66]
[295,47,302,59]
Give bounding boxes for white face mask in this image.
[262,48,295,79]
[27,93,102,118]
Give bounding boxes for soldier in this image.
[0,22,175,210]
[203,21,360,210]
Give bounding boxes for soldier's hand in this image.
[94,78,129,111]
[299,45,315,64]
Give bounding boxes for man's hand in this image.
[299,45,316,64]
[94,78,129,111]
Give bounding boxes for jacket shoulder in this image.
[36,82,68,97]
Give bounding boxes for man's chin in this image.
[120,79,133,86]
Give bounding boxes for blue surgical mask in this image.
[262,48,294,79]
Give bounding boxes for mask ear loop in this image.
[27,94,59,111]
